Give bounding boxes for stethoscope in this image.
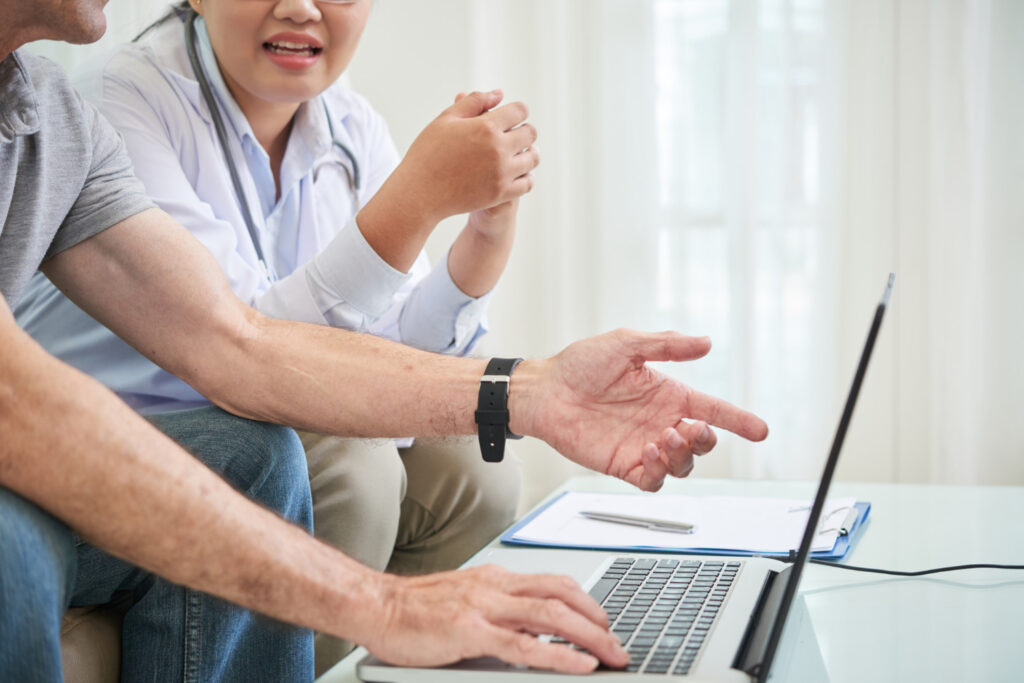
[184,11,361,281]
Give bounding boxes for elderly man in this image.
[0,1,767,681]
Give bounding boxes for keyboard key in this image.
[588,578,619,605]
[659,635,686,649]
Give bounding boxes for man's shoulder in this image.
[0,49,92,148]
[8,49,81,108]
[12,49,69,84]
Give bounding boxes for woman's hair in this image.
[134,1,194,42]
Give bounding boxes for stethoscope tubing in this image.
[184,11,361,282]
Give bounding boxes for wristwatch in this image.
[475,358,524,462]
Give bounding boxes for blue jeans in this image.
[0,407,315,682]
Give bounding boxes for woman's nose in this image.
[272,0,323,24]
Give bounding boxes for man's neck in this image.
[0,21,38,62]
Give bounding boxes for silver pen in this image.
[579,510,695,534]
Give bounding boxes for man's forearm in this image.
[205,311,494,437]
[43,211,767,488]
[0,314,389,643]
[42,212,506,442]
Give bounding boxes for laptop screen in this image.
[752,273,894,681]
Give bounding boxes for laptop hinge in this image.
[731,565,792,681]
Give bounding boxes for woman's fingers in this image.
[506,121,538,149]
[509,145,541,179]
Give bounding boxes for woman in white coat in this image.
[16,0,536,673]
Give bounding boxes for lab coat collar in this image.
[280,94,333,188]
[0,52,41,143]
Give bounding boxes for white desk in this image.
[318,477,1024,682]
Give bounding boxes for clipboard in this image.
[500,491,871,561]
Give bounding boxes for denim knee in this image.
[0,487,76,680]
[233,419,312,531]
[149,407,313,533]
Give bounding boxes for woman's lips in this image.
[262,33,323,71]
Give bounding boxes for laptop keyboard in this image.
[553,557,740,675]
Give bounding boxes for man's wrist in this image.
[506,358,544,440]
[319,559,395,644]
[476,358,524,462]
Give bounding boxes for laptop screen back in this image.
[755,273,894,681]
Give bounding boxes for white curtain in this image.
[351,0,1023,506]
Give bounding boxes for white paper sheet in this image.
[509,492,857,553]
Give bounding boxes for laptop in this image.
[358,273,893,682]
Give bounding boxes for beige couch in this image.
[60,606,122,683]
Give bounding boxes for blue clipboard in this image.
[500,491,871,561]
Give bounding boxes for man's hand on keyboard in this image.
[510,329,769,492]
[363,564,629,673]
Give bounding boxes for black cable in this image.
[806,559,1024,577]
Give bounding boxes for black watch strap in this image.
[475,357,524,462]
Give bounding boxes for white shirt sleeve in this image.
[392,252,491,353]
[302,224,490,353]
[286,216,410,329]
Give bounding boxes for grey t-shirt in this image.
[0,49,154,306]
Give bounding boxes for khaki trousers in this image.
[296,432,522,676]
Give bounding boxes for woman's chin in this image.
[254,82,329,107]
